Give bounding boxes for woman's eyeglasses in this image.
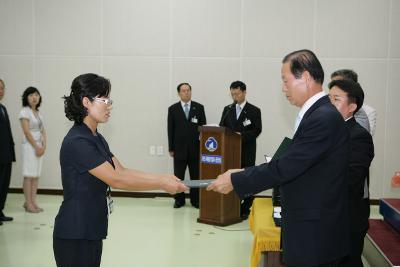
[93,97,113,106]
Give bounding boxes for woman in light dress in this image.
[19,87,46,213]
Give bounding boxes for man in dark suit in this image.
[0,79,15,225]
[168,83,206,208]
[219,81,262,219]
[208,50,351,267]
[329,79,374,267]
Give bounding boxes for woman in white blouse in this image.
[19,87,46,213]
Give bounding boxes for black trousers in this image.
[53,238,103,267]
[241,196,255,216]
[338,230,367,267]
[0,163,12,212]
[288,257,346,267]
[173,156,199,204]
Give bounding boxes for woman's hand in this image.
[161,174,188,195]
[35,146,45,157]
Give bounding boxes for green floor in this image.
[0,194,253,267]
[0,194,381,267]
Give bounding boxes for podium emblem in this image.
[205,137,218,152]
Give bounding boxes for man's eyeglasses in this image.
[93,97,113,106]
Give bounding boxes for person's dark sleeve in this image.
[348,130,374,189]
[232,111,346,199]
[241,106,262,143]
[167,106,174,152]
[67,137,108,174]
[219,106,228,126]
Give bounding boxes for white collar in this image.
[297,91,326,121]
[181,100,191,108]
[236,100,247,110]
[345,115,353,122]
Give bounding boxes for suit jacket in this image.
[0,103,15,164]
[219,102,261,167]
[231,96,350,266]
[346,117,374,233]
[168,101,206,160]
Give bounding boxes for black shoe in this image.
[191,202,199,209]
[241,213,249,220]
[173,200,185,209]
[0,221,3,225]
[0,215,13,222]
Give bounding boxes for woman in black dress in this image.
[53,73,187,267]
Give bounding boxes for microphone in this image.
[229,100,237,108]
[220,101,237,126]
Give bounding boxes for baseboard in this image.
[9,188,174,198]
[8,188,382,204]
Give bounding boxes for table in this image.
[249,198,284,267]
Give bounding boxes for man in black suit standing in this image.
[219,81,262,219]
[0,79,15,225]
[329,79,374,267]
[168,83,206,208]
[208,50,351,267]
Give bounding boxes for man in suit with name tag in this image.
[168,83,206,208]
[0,79,15,225]
[209,50,351,267]
[219,81,262,219]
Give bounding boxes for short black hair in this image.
[282,49,324,84]
[63,73,111,123]
[328,79,364,114]
[177,83,191,92]
[230,81,246,91]
[330,69,358,83]
[22,87,42,110]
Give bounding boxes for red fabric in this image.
[382,198,400,213]
[367,219,400,265]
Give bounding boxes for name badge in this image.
[243,118,251,127]
[107,194,114,216]
[191,116,198,123]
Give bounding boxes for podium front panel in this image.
[197,126,242,226]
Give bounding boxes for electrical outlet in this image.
[149,146,156,155]
[156,146,163,156]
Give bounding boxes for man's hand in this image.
[169,151,174,157]
[207,170,234,194]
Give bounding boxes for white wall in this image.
[0,0,399,198]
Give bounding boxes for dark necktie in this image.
[0,105,5,121]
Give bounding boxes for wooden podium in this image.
[197,126,242,226]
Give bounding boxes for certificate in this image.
[182,179,215,188]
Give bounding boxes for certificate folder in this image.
[183,179,215,188]
[272,137,292,160]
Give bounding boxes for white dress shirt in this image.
[294,91,327,134]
